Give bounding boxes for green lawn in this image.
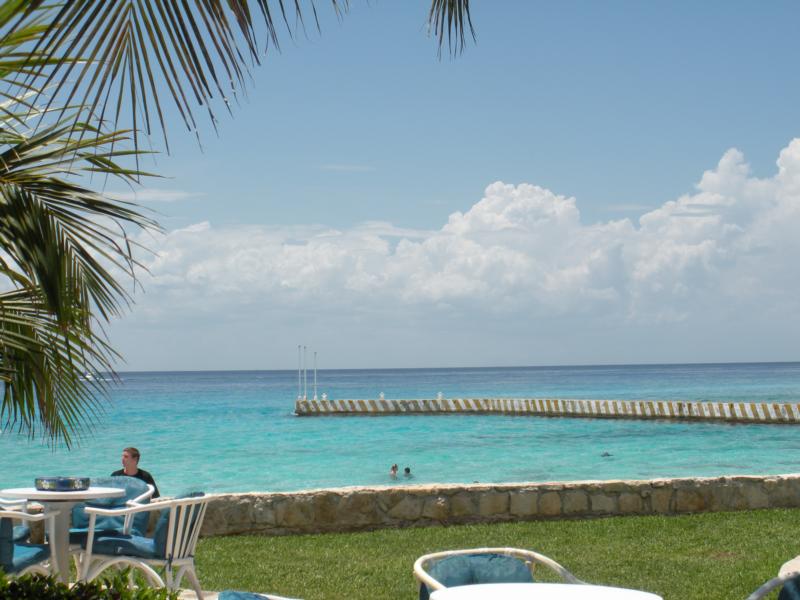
[195,508,799,600]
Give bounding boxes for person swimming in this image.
[389,464,398,479]
[403,466,413,478]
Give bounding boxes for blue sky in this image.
[107,1,800,371]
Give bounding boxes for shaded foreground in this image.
[195,508,798,599]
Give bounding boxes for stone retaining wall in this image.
[201,473,800,537]
[295,397,800,424]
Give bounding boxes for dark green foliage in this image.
[0,569,179,600]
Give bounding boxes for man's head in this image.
[121,447,141,472]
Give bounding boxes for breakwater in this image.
[201,473,800,537]
[294,397,800,424]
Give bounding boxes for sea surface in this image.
[2,363,800,496]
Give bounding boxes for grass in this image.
[195,508,799,599]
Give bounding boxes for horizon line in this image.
[110,359,800,375]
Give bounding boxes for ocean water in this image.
[2,363,800,496]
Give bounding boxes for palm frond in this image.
[428,0,475,57]
[3,1,475,151]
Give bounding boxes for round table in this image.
[0,486,125,583]
[429,583,664,600]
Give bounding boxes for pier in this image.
[294,397,800,424]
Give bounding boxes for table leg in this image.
[45,501,75,584]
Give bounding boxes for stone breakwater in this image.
[200,474,800,537]
[295,397,800,424]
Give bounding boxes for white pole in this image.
[313,351,318,400]
[303,345,308,400]
[297,345,301,400]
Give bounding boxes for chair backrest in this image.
[153,494,208,560]
[418,553,533,600]
[72,476,152,534]
[0,510,51,574]
[0,515,14,573]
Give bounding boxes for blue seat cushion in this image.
[0,518,13,572]
[779,575,800,600]
[9,543,50,573]
[87,534,157,559]
[69,521,131,545]
[2,519,51,574]
[419,553,533,600]
[70,476,151,541]
[12,525,30,543]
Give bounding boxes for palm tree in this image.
[0,0,473,446]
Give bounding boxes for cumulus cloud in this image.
[125,140,800,330]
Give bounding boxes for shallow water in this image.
[2,363,800,495]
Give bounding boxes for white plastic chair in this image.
[414,547,584,598]
[0,508,60,576]
[0,498,32,543]
[79,495,208,599]
[68,481,155,573]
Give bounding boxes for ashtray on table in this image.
[35,477,91,491]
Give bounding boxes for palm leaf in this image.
[5,1,474,151]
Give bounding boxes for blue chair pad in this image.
[71,476,150,528]
[779,575,800,600]
[12,525,30,543]
[9,543,50,573]
[419,553,533,600]
[69,524,130,546]
[88,534,157,559]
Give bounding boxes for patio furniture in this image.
[0,485,125,583]
[427,582,663,599]
[0,498,32,543]
[218,592,303,600]
[80,493,208,599]
[69,476,154,543]
[414,547,585,600]
[0,508,59,577]
[746,574,800,600]
[68,476,155,575]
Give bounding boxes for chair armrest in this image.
[84,503,159,518]
[747,572,800,600]
[0,509,60,522]
[126,484,155,507]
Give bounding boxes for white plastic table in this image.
[429,583,664,600]
[0,486,124,583]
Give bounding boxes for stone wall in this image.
[201,473,800,537]
[295,397,800,424]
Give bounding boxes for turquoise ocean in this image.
[2,363,800,496]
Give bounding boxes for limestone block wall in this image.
[201,474,800,537]
[295,397,800,424]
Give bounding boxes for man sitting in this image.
[111,446,160,498]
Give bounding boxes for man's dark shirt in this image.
[111,468,160,498]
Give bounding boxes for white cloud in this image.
[119,140,800,356]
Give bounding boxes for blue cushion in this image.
[70,476,151,541]
[0,518,13,573]
[12,525,30,543]
[8,543,50,573]
[779,575,800,600]
[89,534,157,559]
[419,553,533,600]
[218,593,271,600]
[153,492,204,559]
